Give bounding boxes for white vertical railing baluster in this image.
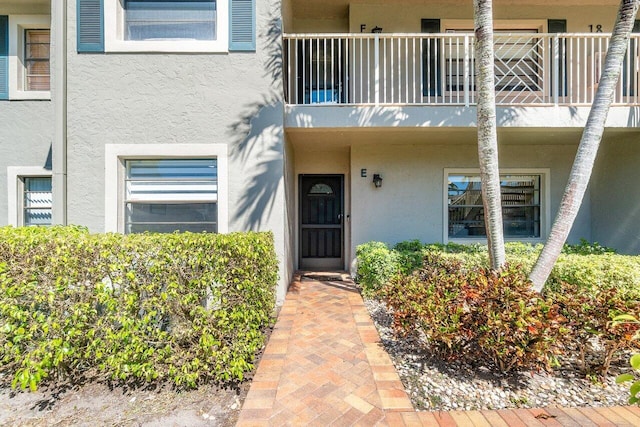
[405,36,409,103]
[374,34,380,104]
[302,39,306,104]
[553,35,559,105]
[288,38,293,104]
[390,37,394,103]
[412,37,416,103]
[397,37,400,103]
[463,35,469,107]
[383,37,387,103]
[425,36,430,103]
[316,38,320,103]
[359,38,363,103]
[346,36,350,104]
[337,38,342,103]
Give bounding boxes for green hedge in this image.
[356,240,640,297]
[0,226,278,390]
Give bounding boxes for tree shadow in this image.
[229,12,285,230]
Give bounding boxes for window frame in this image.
[8,15,50,100]
[7,166,52,226]
[442,168,551,244]
[105,144,228,233]
[104,0,228,53]
[124,158,219,233]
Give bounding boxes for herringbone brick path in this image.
[236,273,640,426]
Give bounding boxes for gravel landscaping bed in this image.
[364,297,633,411]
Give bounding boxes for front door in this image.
[299,175,344,270]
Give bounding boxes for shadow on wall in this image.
[44,145,53,170]
[229,12,285,230]
[627,106,640,127]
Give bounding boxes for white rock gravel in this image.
[364,297,633,411]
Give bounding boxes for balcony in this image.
[283,33,640,107]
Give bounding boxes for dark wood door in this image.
[299,175,344,269]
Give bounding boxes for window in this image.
[23,176,52,226]
[24,29,50,91]
[104,143,228,234]
[104,0,228,52]
[7,167,53,226]
[446,170,549,240]
[124,1,216,41]
[125,159,218,233]
[2,15,51,100]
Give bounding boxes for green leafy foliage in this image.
[563,238,616,255]
[0,226,277,391]
[355,242,399,296]
[380,254,566,372]
[357,240,640,299]
[614,316,640,404]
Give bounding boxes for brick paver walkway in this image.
[236,273,640,426]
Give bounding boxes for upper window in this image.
[124,1,216,41]
[124,159,218,233]
[104,0,228,52]
[23,176,52,226]
[24,29,50,91]
[1,15,51,100]
[447,171,547,240]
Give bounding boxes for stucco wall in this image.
[348,136,591,257]
[64,0,290,299]
[0,1,49,15]
[0,102,53,224]
[286,0,620,33]
[0,2,54,225]
[349,3,618,34]
[591,133,640,254]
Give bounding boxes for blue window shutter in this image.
[229,0,255,51]
[0,16,8,100]
[77,0,104,53]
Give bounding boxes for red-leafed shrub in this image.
[550,284,640,376]
[380,253,566,372]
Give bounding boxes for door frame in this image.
[298,174,345,270]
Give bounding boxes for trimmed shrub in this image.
[357,239,640,300]
[0,226,278,390]
[355,242,399,296]
[381,254,566,372]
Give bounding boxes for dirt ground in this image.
[0,378,249,426]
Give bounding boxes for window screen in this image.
[125,159,218,233]
[125,1,217,41]
[23,176,52,226]
[25,29,50,91]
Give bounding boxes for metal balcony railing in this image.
[283,33,640,106]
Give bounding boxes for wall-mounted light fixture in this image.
[372,174,383,188]
[371,26,383,33]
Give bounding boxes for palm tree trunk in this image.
[474,0,505,269]
[529,0,640,291]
